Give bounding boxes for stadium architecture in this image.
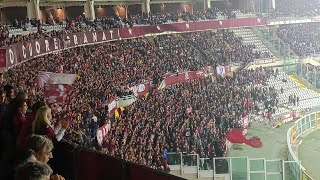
[0,0,320,179]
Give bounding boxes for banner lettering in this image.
[5,18,266,68]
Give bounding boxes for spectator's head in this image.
[0,90,6,103]
[16,91,28,101]
[24,135,54,164]
[14,99,28,115]
[32,106,52,133]
[31,102,46,113]
[4,84,14,101]
[15,161,53,180]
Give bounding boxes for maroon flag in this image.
[226,128,262,148]
[44,84,71,105]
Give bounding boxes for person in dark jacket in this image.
[16,101,46,149]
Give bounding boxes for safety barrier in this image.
[167,153,297,179]
[287,111,320,180]
[51,141,184,180]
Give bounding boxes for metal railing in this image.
[168,154,297,179]
[287,111,320,180]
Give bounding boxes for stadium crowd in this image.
[272,0,320,18]
[99,67,278,170]
[0,22,274,178]
[1,7,234,47]
[277,23,320,56]
[297,63,320,88]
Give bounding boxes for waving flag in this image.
[226,128,262,148]
[36,71,77,88]
[37,72,77,105]
[44,84,71,105]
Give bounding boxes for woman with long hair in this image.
[32,106,69,142]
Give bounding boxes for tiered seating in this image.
[291,98,320,111]
[232,10,247,18]
[216,12,227,20]
[272,0,319,18]
[0,26,275,173]
[277,23,320,56]
[233,28,274,57]
[266,72,320,112]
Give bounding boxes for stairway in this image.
[232,28,274,57]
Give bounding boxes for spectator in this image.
[272,0,319,18]
[32,106,68,142]
[16,101,46,148]
[13,99,28,138]
[90,113,99,139]
[14,161,53,180]
[24,134,54,164]
[20,135,65,180]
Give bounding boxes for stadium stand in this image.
[272,0,320,18]
[1,0,320,179]
[277,23,320,56]
[232,28,274,58]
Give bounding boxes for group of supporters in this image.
[100,67,278,170]
[277,23,320,57]
[1,7,234,48]
[297,64,320,88]
[272,0,320,18]
[0,6,291,179]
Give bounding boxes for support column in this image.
[142,0,150,16]
[204,0,211,10]
[84,0,95,21]
[27,0,40,20]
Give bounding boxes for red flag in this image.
[44,84,71,105]
[226,129,262,148]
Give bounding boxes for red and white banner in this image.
[216,66,232,76]
[97,120,111,145]
[44,84,71,105]
[107,97,117,113]
[163,66,212,87]
[36,71,77,87]
[254,58,276,65]
[280,111,299,124]
[130,81,151,97]
[4,18,266,68]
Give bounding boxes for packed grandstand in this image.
[0,0,320,179]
